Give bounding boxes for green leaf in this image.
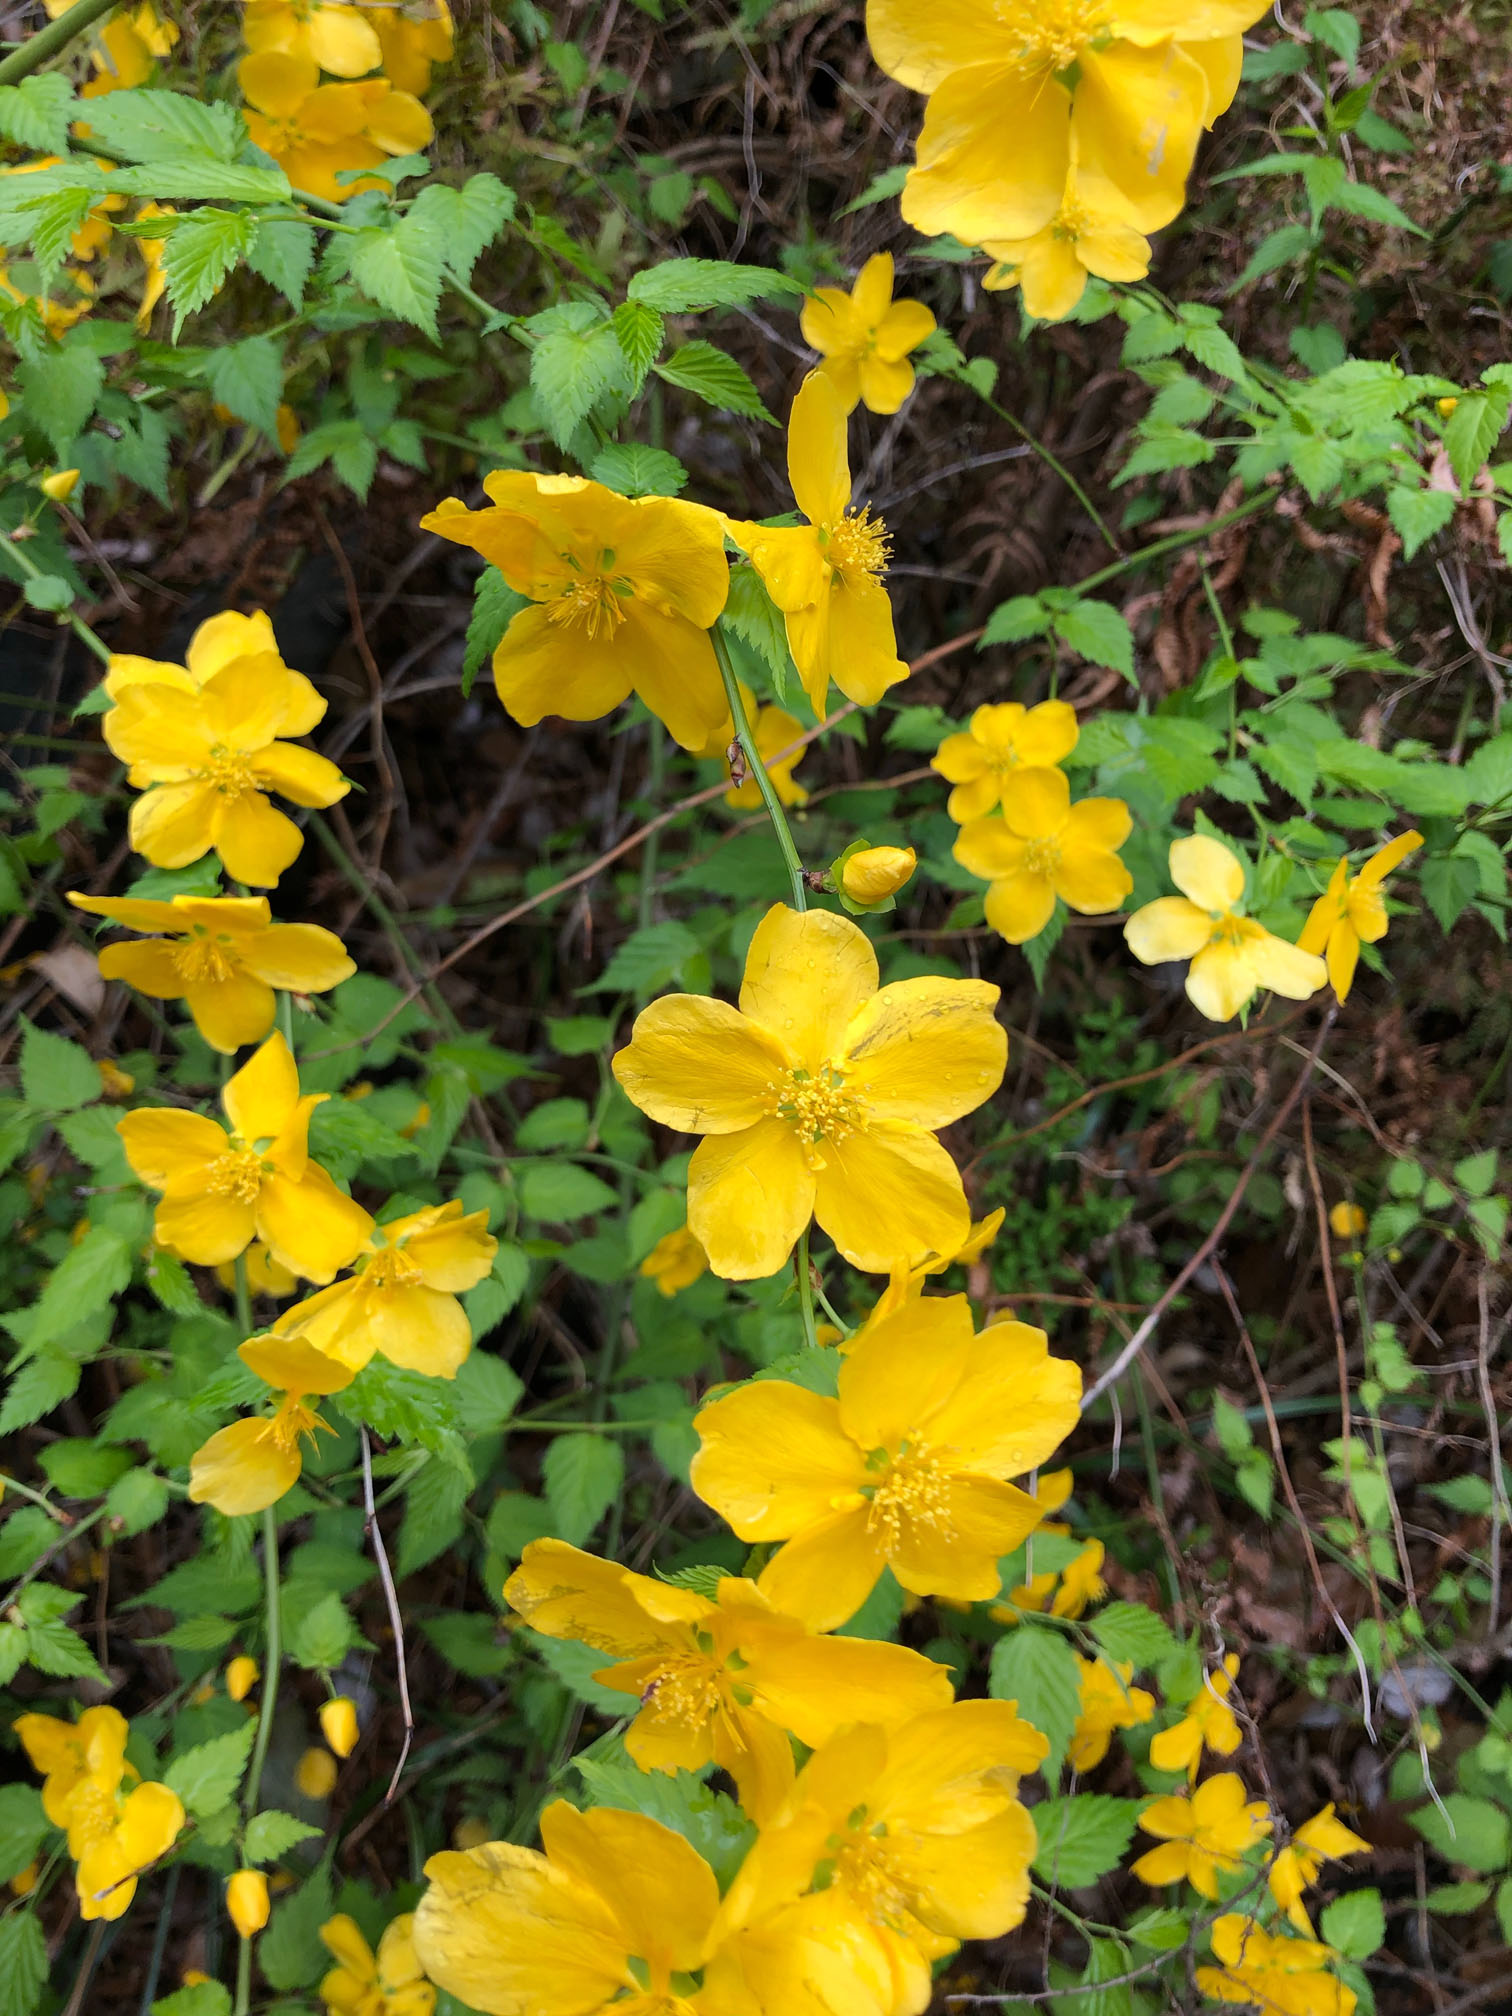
[164,1721,254,1818]
[39,1437,131,1497]
[1050,598,1135,680]
[286,1589,358,1671]
[1033,1795,1141,1887]
[0,1912,47,2016]
[22,573,74,613]
[542,1432,624,1545]
[1445,385,1511,489]
[107,159,288,202]
[839,165,910,215]
[529,302,629,449]
[1386,483,1456,560]
[1319,1888,1385,1959]
[205,335,284,438]
[0,73,74,155]
[989,1624,1081,1780]
[0,1507,55,1579]
[1422,1880,1491,1913]
[585,919,706,995]
[1498,1875,1512,1948]
[421,1610,510,1678]
[77,87,239,162]
[589,442,686,498]
[350,212,445,339]
[1234,223,1319,288]
[20,1017,99,1111]
[154,1985,232,2016]
[247,216,315,307]
[242,1810,322,1866]
[1420,853,1480,935]
[410,172,514,284]
[0,1351,84,1434]
[1409,1793,1511,1873]
[105,1466,170,1536]
[453,1351,525,1434]
[654,340,773,421]
[33,1224,132,1337]
[258,1866,333,1992]
[15,343,104,457]
[398,1456,469,1577]
[461,564,528,697]
[722,560,794,690]
[610,298,665,388]
[981,594,1051,646]
[628,258,800,311]
[0,1784,49,1886]
[161,207,257,331]
[1088,1602,1176,1668]
[519,1162,620,1223]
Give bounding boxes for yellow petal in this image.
[927,1319,1082,1474]
[1124,895,1211,965]
[256,1166,374,1284]
[129,782,218,869]
[239,921,354,993]
[837,1293,976,1450]
[1000,765,1071,840]
[813,1119,971,1273]
[1245,929,1328,1003]
[506,1538,701,1653]
[985,871,1057,944]
[1016,230,1091,322]
[240,1331,354,1396]
[1325,921,1359,1002]
[1358,829,1423,886]
[1169,833,1245,912]
[68,890,184,933]
[863,0,1005,91]
[787,569,907,710]
[154,1189,259,1265]
[613,994,792,1134]
[856,353,917,414]
[904,68,1070,244]
[189,1418,300,1515]
[363,1283,471,1377]
[185,609,280,684]
[1074,41,1207,231]
[537,1802,718,1977]
[618,608,730,753]
[223,1030,298,1143]
[875,297,936,362]
[787,370,851,528]
[1185,941,1259,1023]
[400,1207,496,1290]
[117,1107,227,1187]
[740,903,877,1070]
[756,1507,886,1633]
[931,730,991,786]
[904,1804,1036,1939]
[364,84,434,155]
[690,1381,864,1540]
[687,1119,815,1281]
[309,5,381,75]
[185,973,279,1054]
[840,974,1005,1127]
[212,790,304,887]
[953,818,1025,882]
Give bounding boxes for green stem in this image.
[795,1226,819,1352]
[232,1937,251,2016]
[1075,491,1275,597]
[967,385,1121,555]
[0,0,116,85]
[243,1505,281,1820]
[711,622,806,911]
[6,536,110,664]
[232,1252,253,1338]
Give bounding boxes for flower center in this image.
[991,0,1111,72]
[1051,196,1091,245]
[768,1064,863,1168]
[199,746,258,798]
[639,1653,723,1729]
[548,569,631,641]
[1022,836,1061,877]
[865,1441,952,1550]
[823,508,890,582]
[362,1246,424,1292]
[829,1821,916,1929]
[205,1149,266,1203]
[173,932,238,985]
[270,1396,326,1455]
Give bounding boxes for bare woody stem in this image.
[0,0,117,87]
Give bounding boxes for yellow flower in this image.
[298,1746,340,1799]
[101,642,349,890]
[932,700,1079,821]
[1067,1656,1155,1771]
[320,1697,360,1759]
[1150,1653,1244,1781]
[725,372,908,717]
[134,201,174,328]
[704,1701,1045,2016]
[45,0,176,94]
[639,1225,707,1296]
[1329,1201,1367,1241]
[982,159,1153,321]
[505,1538,953,1822]
[1297,831,1422,1002]
[239,53,434,204]
[69,891,353,1053]
[15,1706,131,1829]
[1124,834,1327,1023]
[10,1862,37,1897]
[1197,1914,1358,2016]
[189,1332,355,1516]
[229,1868,271,1938]
[74,1779,185,1921]
[801,251,937,415]
[105,608,294,696]
[866,1206,1006,1331]
[841,845,916,906]
[40,467,79,502]
[118,1031,374,1280]
[955,768,1133,943]
[413,1802,719,2016]
[369,0,455,96]
[1053,1538,1108,1616]
[244,0,382,76]
[1132,1772,1272,1899]
[1268,1805,1370,1935]
[691,1293,1080,1630]
[321,1913,436,2016]
[612,903,1006,1279]
[421,474,733,752]
[226,1655,260,1701]
[271,1200,496,1378]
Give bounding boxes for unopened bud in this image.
[226,1655,259,1702]
[40,468,79,502]
[295,1746,338,1800]
[227,1869,270,1939]
[320,1696,359,1759]
[1437,396,1459,418]
[841,845,917,906]
[1328,1201,1367,1240]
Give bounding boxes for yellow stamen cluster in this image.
[769,1065,863,1166]
[991,0,1111,71]
[865,1443,952,1548]
[173,934,237,985]
[642,1655,723,1729]
[205,1149,266,1203]
[548,573,630,640]
[202,746,258,797]
[361,1245,425,1291]
[832,1823,914,1926]
[825,508,891,581]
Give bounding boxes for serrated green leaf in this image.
[410,172,514,284]
[1033,1795,1141,1886]
[78,88,239,162]
[989,1624,1079,1780]
[589,441,685,498]
[610,298,664,388]
[164,1722,254,1817]
[1386,483,1456,560]
[0,1912,46,2016]
[242,1809,321,1865]
[286,1589,357,1671]
[15,343,104,457]
[1445,386,1511,490]
[350,212,444,338]
[33,1224,132,1338]
[247,216,315,308]
[204,335,284,438]
[461,564,528,697]
[1051,598,1135,680]
[628,258,799,311]
[1319,1887,1385,1958]
[0,1784,49,1887]
[1409,1793,1510,1873]
[542,1432,623,1545]
[1088,1602,1177,1668]
[654,340,772,421]
[0,73,74,155]
[529,303,628,450]
[161,207,256,331]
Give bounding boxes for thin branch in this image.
[361,1427,415,1803]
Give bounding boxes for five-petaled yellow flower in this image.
[118,1030,374,1281]
[1268,1805,1370,1935]
[1067,1655,1155,1772]
[983,158,1154,321]
[932,699,1079,821]
[101,623,349,888]
[422,474,733,752]
[15,1707,132,1830]
[369,0,455,97]
[320,1912,436,2016]
[638,1224,708,1296]
[691,1293,1080,1630]
[75,1780,185,1921]
[704,1701,1045,2016]
[271,1200,497,1379]
[1150,1653,1244,1781]
[243,0,382,76]
[1132,1772,1272,1899]
[69,891,353,1054]
[189,1332,354,1516]
[612,903,1006,1279]
[414,1802,718,2016]
[1007,1536,1108,1620]
[22,1707,184,1922]
[1124,834,1327,1023]
[1197,1914,1358,2016]
[726,372,908,718]
[955,767,1133,944]
[238,54,434,205]
[506,1539,953,1821]
[1298,831,1422,1002]
[802,251,937,415]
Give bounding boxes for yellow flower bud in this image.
[319,1696,359,1759]
[181,1972,211,1990]
[1437,396,1459,418]
[227,1869,270,1939]
[452,1815,491,1850]
[1328,1201,1367,1240]
[295,1746,338,1800]
[841,845,917,906]
[40,468,79,502]
[10,1861,38,1897]
[226,1655,259,1702]
[97,1058,135,1098]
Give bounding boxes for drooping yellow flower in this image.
[119,1031,373,1280]
[226,1655,260,1701]
[691,1294,1080,1630]
[1067,1656,1156,1771]
[1329,1201,1368,1241]
[421,474,732,752]
[73,1779,184,1920]
[320,1913,436,2016]
[955,768,1133,943]
[639,1224,708,1296]
[982,160,1153,321]
[1268,1805,1371,1935]
[243,0,382,76]
[1150,1653,1244,1781]
[1297,831,1422,1003]
[841,845,916,906]
[297,1746,340,1799]
[612,904,1006,1279]
[189,1332,355,1516]
[705,1701,1045,2016]
[271,1200,496,1379]
[15,1706,131,1830]
[1124,835,1327,1023]
[414,1802,719,2016]
[228,1868,271,1938]
[1132,1773,1272,1899]
[238,53,434,204]
[932,700,1079,822]
[801,251,937,415]
[725,372,908,717]
[1197,1915,1358,2016]
[369,0,454,96]
[320,1696,360,1758]
[70,891,353,1053]
[506,1539,954,1822]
